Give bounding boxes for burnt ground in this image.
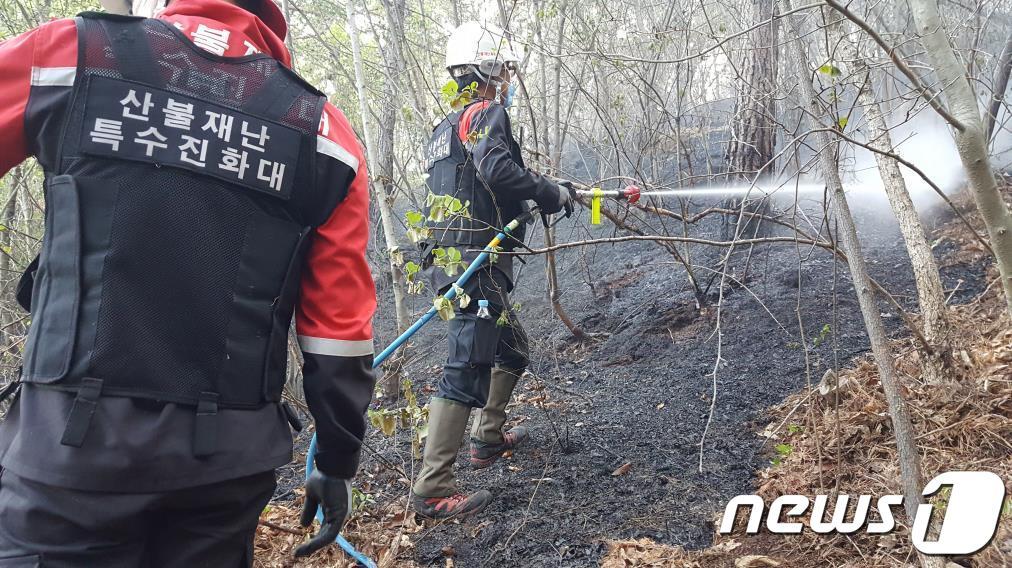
[274,194,989,567]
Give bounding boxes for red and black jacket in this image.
[0,0,375,478]
[423,99,560,288]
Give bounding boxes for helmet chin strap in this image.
[470,67,510,104]
[454,64,511,105]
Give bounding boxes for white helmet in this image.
[445,21,521,79]
[99,0,165,17]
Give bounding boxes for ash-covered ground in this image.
[276,194,988,567]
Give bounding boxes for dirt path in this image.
[275,200,987,567]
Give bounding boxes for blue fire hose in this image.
[302,211,535,566]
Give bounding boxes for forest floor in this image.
[255,189,1002,567]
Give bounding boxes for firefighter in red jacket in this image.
[411,22,575,519]
[0,0,374,563]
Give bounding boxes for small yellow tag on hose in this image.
[591,187,603,225]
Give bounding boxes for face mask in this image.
[504,82,517,108]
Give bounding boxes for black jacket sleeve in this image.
[302,352,375,478]
[465,103,561,209]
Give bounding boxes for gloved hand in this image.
[294,469,353,558]
[540,180,575,217]
[557,180,576,218]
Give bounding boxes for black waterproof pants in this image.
[0,469,275,567]
[435,267,530,407]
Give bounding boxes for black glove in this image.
[540,180,575,217]
[557,180,576,218]
[294,469,353,558]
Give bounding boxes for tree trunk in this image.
[785,4,930,564]
[726,0,777,176]
[348,0,410,398]
[376,0,412,340]
[984,32,1012,144]
[840,37,955,384]
[723,0,778,241]
[910,0,1012,317]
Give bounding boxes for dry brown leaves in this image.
[601,538,783,568]
[254,495,423,568]
[601,538,697,567]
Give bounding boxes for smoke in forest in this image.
[844,109,965,210]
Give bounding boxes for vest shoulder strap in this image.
[244,69,305,121]
[83,15,161,85]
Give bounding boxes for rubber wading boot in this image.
[469,367,529,469]
[412,397,492,519]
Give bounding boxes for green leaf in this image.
[440,80,459,102]
[452,284,471,309]
[837,116,849,129]
[406,226,431,243]
[775,443,793,457]
[379,413,396,436]
[818,63,842,77]
[402,378,417,408]
[428,206,446,223]
[812,323,832,347]
[405,210,424,226]
[432,246,466,277]
[405,261,424,293]
[412,424,428,458]
[434,297,455,321]
[368,409,398,436]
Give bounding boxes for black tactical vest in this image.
[19,13,346,455]
[423,102,528,251]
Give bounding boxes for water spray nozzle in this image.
[622,185,641,204]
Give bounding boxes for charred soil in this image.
[263,196,991,567]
